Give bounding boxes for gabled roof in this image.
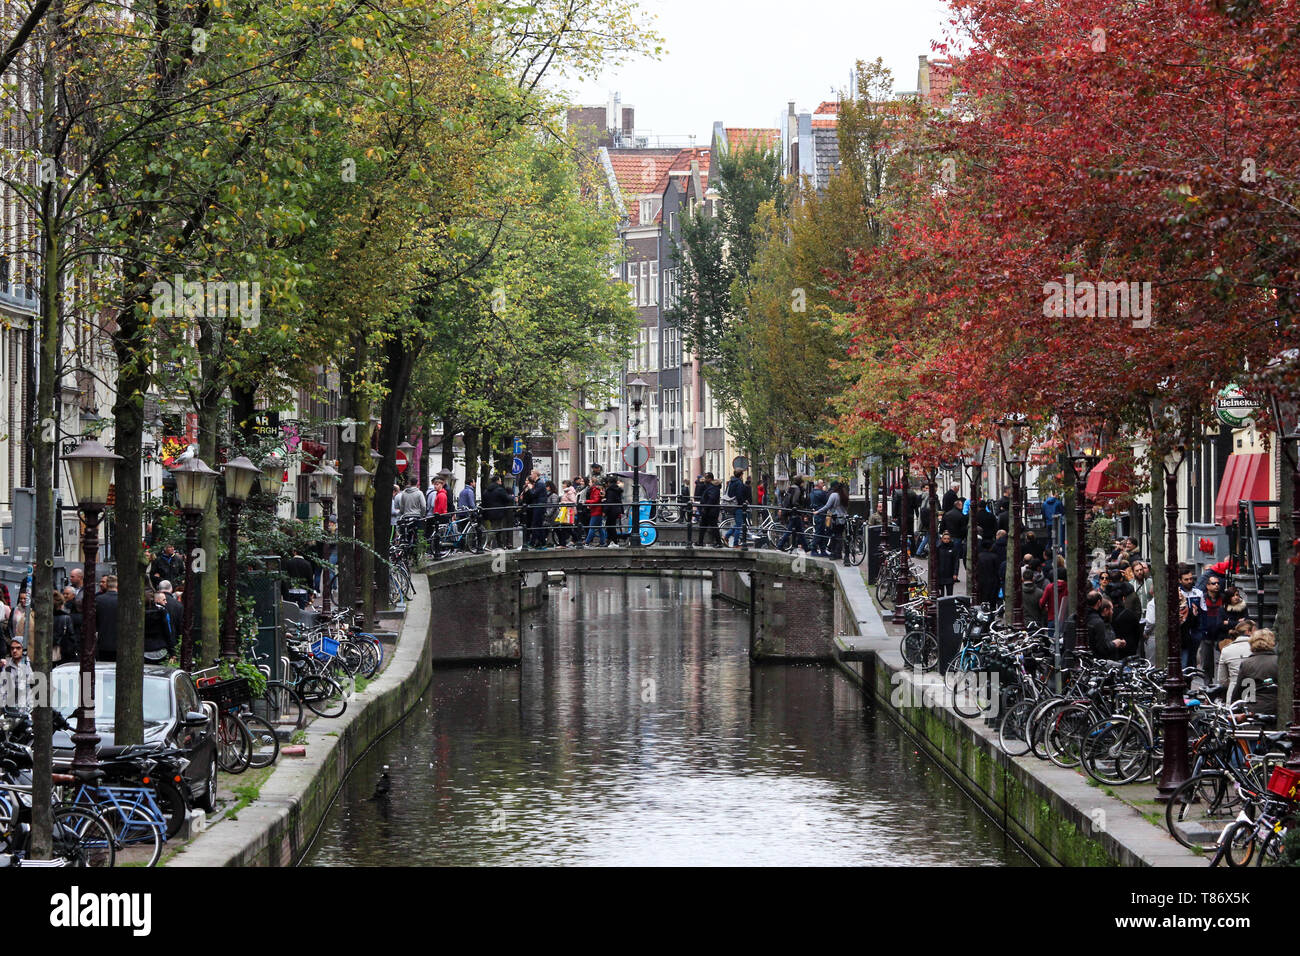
[926,59,955,107]
[813,101,839,115]
[608,147,712,226]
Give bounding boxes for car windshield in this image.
[51,670,174,726]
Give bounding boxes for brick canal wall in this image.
[827,563,1198,867]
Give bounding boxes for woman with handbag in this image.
[557,479,578,547]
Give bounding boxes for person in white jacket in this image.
[1217,620,1256,700]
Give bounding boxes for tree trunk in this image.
[230,383,258,442]
[112,298,148,746]
[464,428,480,489]
[28,113,60,855]
[1150,461,1168,668]
[442,426,457,473]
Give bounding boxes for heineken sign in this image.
[1215,384,1259,428]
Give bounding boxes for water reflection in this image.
[304,574,1030,866]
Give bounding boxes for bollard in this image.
[740,503,749,552]
[685,494,694,547]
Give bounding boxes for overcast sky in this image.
[563,0,954,144]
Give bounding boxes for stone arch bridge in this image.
[423,547,858,665]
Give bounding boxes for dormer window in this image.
[639,197,661,223]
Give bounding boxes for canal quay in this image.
[176,557,1200,868]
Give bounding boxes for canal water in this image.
[303,574,1031,866]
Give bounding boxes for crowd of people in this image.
[891,479,1278,724]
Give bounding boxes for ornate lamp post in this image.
[219,456,261,661]
[997,416,1032,627]
[627,378,648,548]
[316,462,340,613]
[1064,423,1107,664]
[260,453,285,508]
[64,439,122,774]
[894,454,912,625]
[1267,389,1300,770]
[351,465,373,621]
[925,465,940,632]
[1148,395,1190,799]
[171,456,219,671]
[961,439,992,605]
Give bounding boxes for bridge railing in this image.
[395,495,864,557]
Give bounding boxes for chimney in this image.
[918,55,930,97]
[621,106,634,137]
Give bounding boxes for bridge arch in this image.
[423,548,847,664]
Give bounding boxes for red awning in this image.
[1084,456,1128,500]
[1215,453,1271,527]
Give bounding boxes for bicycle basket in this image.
[195,676,251,710]
[311,635,340,658]
[1266,766,1300,801]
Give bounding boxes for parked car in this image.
[49,663,219,818]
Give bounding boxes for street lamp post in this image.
[997,416,1032,627]
[171,456,219,671]
[1148,396,1190,800]
[352,465,373,622]
[1065,424,1107,669]
[1267,390,1300,770]
[962,440,991,605]
[219,456,261,661]
[627,378,648,548]
[316,463,339,613]
[64,439,122,775]
[894,455,912,625]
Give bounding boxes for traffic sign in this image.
[622,442,648,468]
[732,456,749,472]
[395,449,408,474]
[510,456,524,475]
[513,437,524,455]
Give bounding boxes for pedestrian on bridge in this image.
[723,468,750,548]
[582,479,607,548]
[696,473,722,547]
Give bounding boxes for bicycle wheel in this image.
[942,649,972,691]
[388,570,404,607]
[240,712,281,769]
[1026,696,1068,760]
[216,711,253,774]
[900,630,939,671]
[876,573,897,611]
[264,680,303,732]
[767,522,787,550]
[1081,717,1151,786]
[1045,704,1094,769]
[1221,820,1258,867]
[951,669,995,718]
[49,806,115,867]
[848,527,866,565]
[998,698,1036,757]
[298,675,348,718]
[1165,772,1234,851]
[152,777,188,841]
[100,801,163,868]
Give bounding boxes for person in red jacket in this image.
[582,480,606,547]
[1040,566,1068,633]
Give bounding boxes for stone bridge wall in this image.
[423,549,839,664]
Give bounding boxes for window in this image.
[649,261,659,306]
[557,449,570,479]
[627,261,638,307]
[662,326,680,368]
[640,261,649,306]
[669,211,677,234]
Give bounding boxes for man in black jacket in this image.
[936,532,959,596]
[723,469,751,548]
[778,477,806,552]
[144,590,175,664]
[157,581,185,638]
[942,500,968,567]
[1086,599,1129,659]
[95,575,119,662]
[148,544,184,592]
[975,541,1001,607]
[482,476,516,548]
[975,501,998,544]
[696,474,722,546]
